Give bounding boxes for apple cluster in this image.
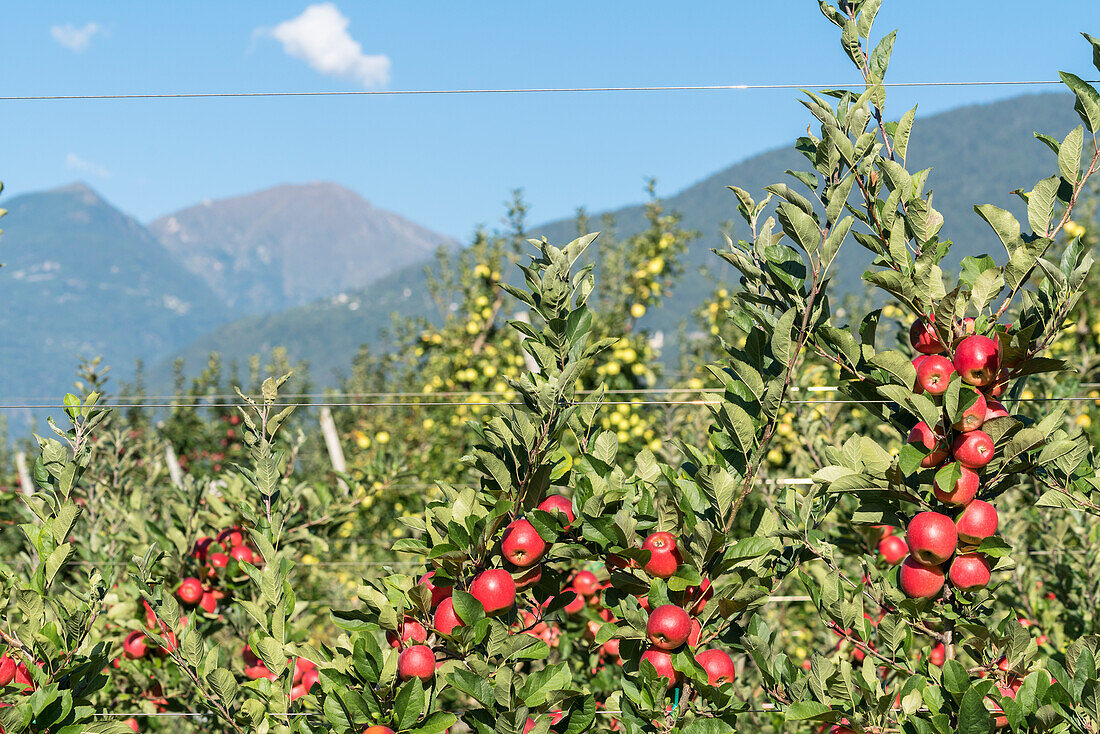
[878,318,1008,599]
[629,532,734,690]
[181,524,265,612]
[109,523,269,727]
[380,496,574,723]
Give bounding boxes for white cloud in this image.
[51,22,101,52]
[264,3,390,89]
[66,153,112,179]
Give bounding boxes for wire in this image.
[0,393,1094,409]
[0,386,836,402]
[0,79,1088,103]
[15,382,1100,402]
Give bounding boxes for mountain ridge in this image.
[148,181,457,313]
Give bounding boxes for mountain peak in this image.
[50,181,106,205]
[149,182,456,313]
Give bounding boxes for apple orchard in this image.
[10,1,1100,732]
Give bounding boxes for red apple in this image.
[386,616,429,649]
[470,569,516,615]
[929,643,946,667]
[514,565,542,590]
[434,597,464,635]
[217,527,245,550]
[362,727,396,734]
[501,519,548,567]
[563,588,586,613]
[123,631,148,659]
[680,578,713,616]
[984,399,1009,421]
[950,553,991,591]
[229,545,255,565]
[906,511,958,565]
[933,464,980,506]
[688,618,702,648]
[13,662,34,691]
[176,577,203,606]
[985,370,1008,398]
[640,648,680,687]
[646,605,692,650]
[573,571,600,597]
[0,655,15,687]
[908,422,950,467]
[192,536,213,562]
[419,572,452,609]
[208,552,230,570]
[642,531,682,578]
[538,495,575,526]
[294,657,316,683]
[912,355,929,392]
[397,645,436,683]
[695,649,735,686]
[956,500,998,544]
[952,430,995,469]
[124,718,139,732]
[899,556,945,599]
[910,318,944,355]
[245,662,275,681]
[954,335,1000,387]
[199,591,218,614]
[878,534,908,565]
[916,355,955,396]
[953,390,988,432]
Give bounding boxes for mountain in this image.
[154,93,1085,384]
[0,183,233,416]
[148,182,457,313]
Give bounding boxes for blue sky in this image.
[2,2,1099,238]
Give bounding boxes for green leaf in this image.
[777,202,822,254]
[970,268,1004,312]
[766,183,816,217]
[408,712,460,734]
[451,590,485,625]
[894,105,917,162]
[1061,71,1100,133]
[681,720,735,734]
[44,543,73,588]
[785,701,834,720]
[974,204,1022,255]
[1059,125,1085,183]
[868,30,896,80]
[771,307,798,365]
[942,659,970,696]
[394,677,426,731]
[957,684,993,734]
[1027,176,1060,235]
[857,0,882,38]
[206,668,238,705]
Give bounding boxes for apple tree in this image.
[725,1,1100,730]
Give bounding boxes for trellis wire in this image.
[0,78,1091,104]
[16,382,1100,402]
[0,394,1093,410]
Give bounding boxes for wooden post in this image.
[319,407,349,495]
[164,443,184,489]
[14,451,32,495]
